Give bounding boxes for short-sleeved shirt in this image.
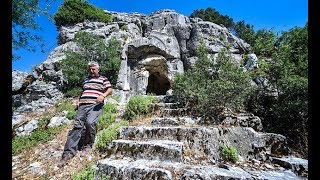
[78,75,111,105]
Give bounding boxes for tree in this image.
[247,23,308,157]
[57,32,122,95]
[190,8,234,29]
[173,42,254,119]
[232,20,255,45]
[12,0,55,61]
[53,0,112,28]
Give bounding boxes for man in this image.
[58,61,113,167]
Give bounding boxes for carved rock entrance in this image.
[142,54,171,95]
[146,72,170,95]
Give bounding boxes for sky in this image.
[12,0,308,73]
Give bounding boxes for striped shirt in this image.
[79,75,112,105]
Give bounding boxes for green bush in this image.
[71,163,96,180]
[72,163,110,180]
[173,43,254,118]
[56,98,78,120]
[120,24,128,31]
[97,103,117,131]
[56,52,88,90]
[57,32,122,92]
[96,121,129,152]
[64,87,83,98]
[221,145,239,163]
[54,0,113,27]
[246,24,308,157]
[123,95,158,120]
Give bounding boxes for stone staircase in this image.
[95,96,308,179]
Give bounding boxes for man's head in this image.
[88,61,100,77]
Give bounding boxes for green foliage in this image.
[120,24,128,31]
[123,95,159,120]
[173,43,254,118]
[252,29,277,57]
[57,31,122,92]
[72,163,110,180]
[71,163,96,180]
[96,121,129,152]
[12,97,81,155]
[54,0,113,27]
[99,38,123,84]
[246,23,308,156]
[190,8,234,28]
[12,0,55,60]
[221,145,239,163]
[56,98,76,112]
[233,20,255,45]
[56,52,88,89]
[97,103,118,131]
[109,95,120,102]
[275,23,308,77]
[12,125,65,155]
[56,98,78,119]
[64,87,83,98]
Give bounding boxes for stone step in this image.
[151,102,180,110]
[107,139,184,162]
[118,126,289,163]
[95,158,301,180]
[95,158,173,180]
[151,117,197,126]
[153,95,176,103]
[159,108,189,117]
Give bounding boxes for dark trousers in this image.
[62,103,103,157]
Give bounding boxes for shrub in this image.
[72,163,109,180]
[246,24,308,157]
[120,24,128,31]
[123,95,158,120]
[173,44,254,118]
[71,163,96,180]
[96,120,129,152]
[221,145,239,163]
[56,52,88,89]
[64,87,83,98]
[54,0,113,27]
[56,98,78,120]
[57,32,122,92]
[97,103,117,131]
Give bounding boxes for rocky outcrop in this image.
[95,95,308,179]
[12,9,253,112]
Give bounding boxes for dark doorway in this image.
[146,73,171,95]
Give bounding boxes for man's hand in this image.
[96,95,105,103]
[74,99,79,110]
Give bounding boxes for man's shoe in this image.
[57,154,73,167]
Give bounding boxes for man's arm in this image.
[96,87,113,103]
[102,87,113,98]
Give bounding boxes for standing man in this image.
[58,61,112,167]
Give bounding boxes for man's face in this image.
[88,65,99,77]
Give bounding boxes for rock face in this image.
[12,9,251,111]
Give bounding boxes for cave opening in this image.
[146,72,171,95]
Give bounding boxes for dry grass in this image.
[12,98,125,179]
[128,115,155,126]
[12,120,101,180]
